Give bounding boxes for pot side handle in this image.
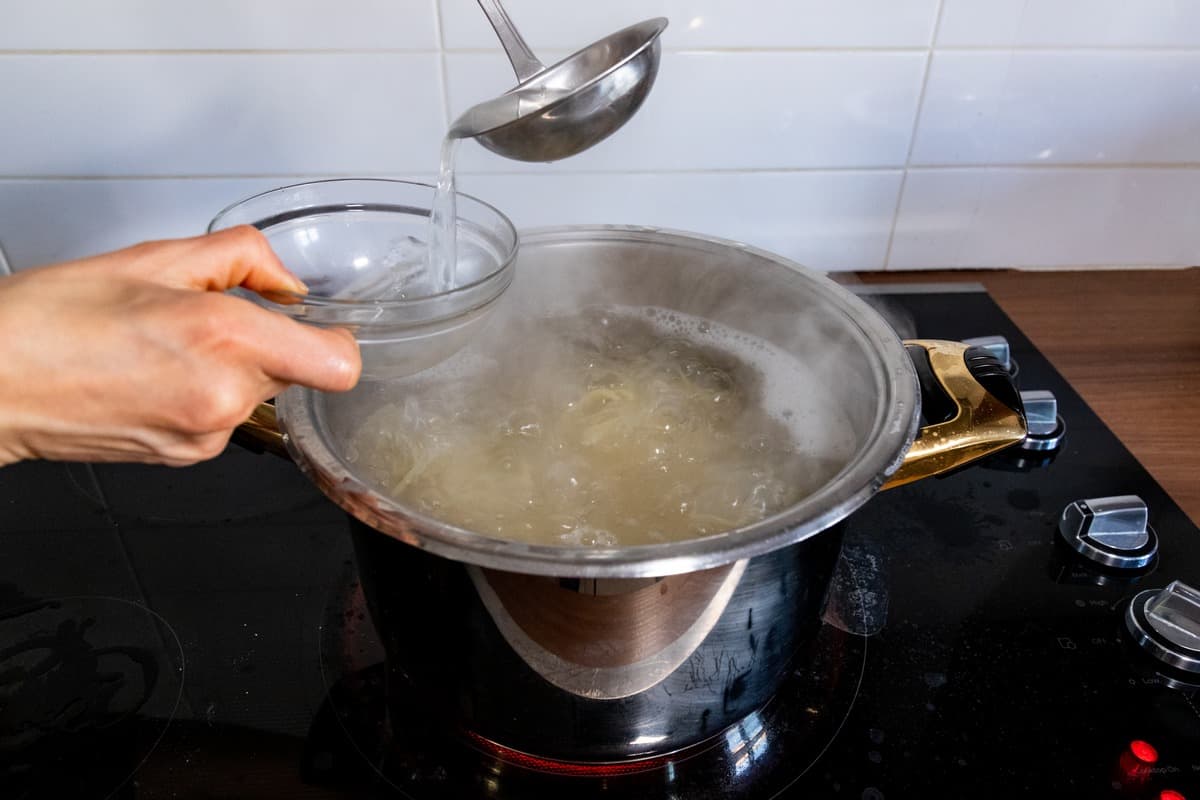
[232,402,292,461]
[882,339,1026,491]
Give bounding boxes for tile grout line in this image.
[431,0,452,130]
[2,163,1200,182]
[887,162,1200,171]
[2,45,1199,56]
[882,0,948,271]
[2,164,1200,182]
[0,48,437,56]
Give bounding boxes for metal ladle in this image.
[449,2,668,162]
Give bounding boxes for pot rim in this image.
[277,225,921,578]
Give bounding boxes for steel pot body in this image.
[349,516,845,762]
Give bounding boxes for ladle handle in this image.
[476,0,545,82]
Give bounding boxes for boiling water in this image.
[427,135,462,293]
[349,308,856,547]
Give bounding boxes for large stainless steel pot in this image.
[239,226,1025,762]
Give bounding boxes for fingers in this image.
[273,324,362,392]
[89,228,360,392]
[214,294,362,393]
[0,234,359,470]
[141,229,360,391]
[181,225,309,294]
[108,226,308,295]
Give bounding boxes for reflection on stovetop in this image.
[0,288,1197,798]
[0,596,182,799]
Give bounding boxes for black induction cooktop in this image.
[1,285,1196,799]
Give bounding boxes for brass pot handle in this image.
[882,339,1027,490]
[231,402,291,461]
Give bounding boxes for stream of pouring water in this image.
[427,135,462,293]
[428,86,545,292]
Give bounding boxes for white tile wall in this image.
[439,0,940,49]
[0,179,295,266]
[911,52,1200,166]
[0,1,1196,271]
[890,168,1200,269]
[457,171,903,270]
[0,0,439,50]
[937,0,1200,48]
[1,54,445,176]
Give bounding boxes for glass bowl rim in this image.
[207,177,519,311]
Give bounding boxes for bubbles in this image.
[558,526,618,547]
[349,307,855,547]
[377,235,429,299]
[501,407,543,440]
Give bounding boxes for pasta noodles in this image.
[349,308,850,547]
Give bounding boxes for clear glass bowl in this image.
[209,179,518,379]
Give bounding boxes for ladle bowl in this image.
[450,13,668,162]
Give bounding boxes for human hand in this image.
[0,226,361,467]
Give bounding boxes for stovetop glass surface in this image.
[1,288,1196,799]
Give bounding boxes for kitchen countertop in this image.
[845,268,1200,527]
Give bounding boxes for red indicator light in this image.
[1118,740,1160,783]
[1130,740,1159,764]
[1160,791,1186,800]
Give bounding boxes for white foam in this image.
[376,303,857,467]
[624,305,857,462]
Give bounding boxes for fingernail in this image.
[334,356,362,389]
[281,269,308,293]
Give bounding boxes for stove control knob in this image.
[1058,495,1158,570]
[1019,390,1065,451]
[1126,581,1200,674]
[963,335,1016,376]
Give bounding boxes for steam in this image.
[326,231,892,541]
[345,304,856,546]
[859,295,917,341]
[398,234,876,458]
